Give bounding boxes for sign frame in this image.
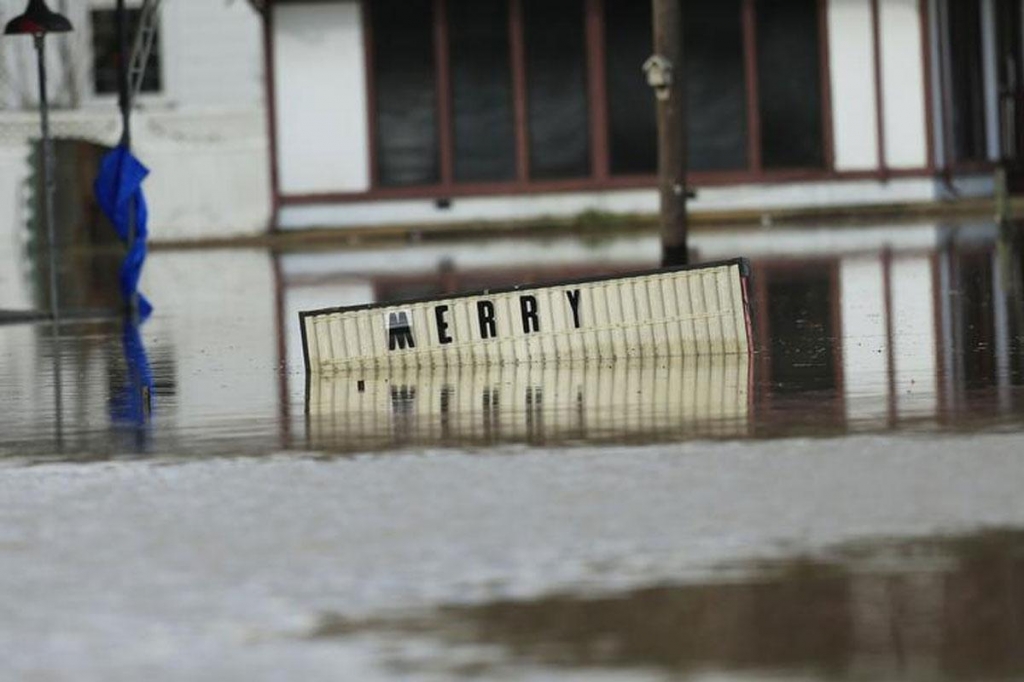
[299,257,753,374]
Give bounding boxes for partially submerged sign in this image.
[300,258,752,373]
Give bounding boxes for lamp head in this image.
[4,0,73,36]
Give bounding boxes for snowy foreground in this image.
[1,432,1022,681]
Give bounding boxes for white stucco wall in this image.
[272,1,369,195]
[160,0,265,108]
[0,109,269,240]
[277,177,944,230]
[0,0,264,110]
[0,0,269,242]
[879,0,928,168]
[827,0,879,170]
[132,110,269,238]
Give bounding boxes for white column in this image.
[828,0,880,170]
[879,0,929,168]
[273,1,370,195]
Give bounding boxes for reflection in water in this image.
[936,227,1024,422]
[4,221,1024,680]
[307,355,750,450]
[3,221,1024,457]
[108,319,154,447]
[312,529,1024,680]
[759,261,840,395]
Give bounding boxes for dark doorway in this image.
[995,0,1024,194]
[945,0,989,164]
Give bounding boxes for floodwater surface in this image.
[1,220,1023,680]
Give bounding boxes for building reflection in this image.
[3,220,1024,457]
[284,221,1024,444]
[359,529,1024,679]
[937,226,1024,420]
[751,258,845,434]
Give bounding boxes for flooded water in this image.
[1,219,1023,680]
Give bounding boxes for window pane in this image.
[523,0,591,179]
[756,0,825,169]
[605,0,747,175]
[372,0,439,187]
[686,0,748,171]
[605,0,656,175]
[92,10,161,95]
[449,0,516,182]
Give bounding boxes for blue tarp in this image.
[94,145,153,321]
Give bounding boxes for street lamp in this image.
[6,0,73,449]
[5,0,73,321]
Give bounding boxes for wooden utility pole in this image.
[649,0,688,267]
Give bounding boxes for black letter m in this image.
[387,311,416,350]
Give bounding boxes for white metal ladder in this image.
[128,0,163,102]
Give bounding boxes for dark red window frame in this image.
[268,0,944,209]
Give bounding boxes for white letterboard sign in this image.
[300,258,752,373]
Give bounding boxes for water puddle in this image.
[304,528,1024,680]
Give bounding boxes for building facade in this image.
[267,0,1024,230]
[0,0,267,247]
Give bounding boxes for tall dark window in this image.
[91,9,161,95]
[372,0,439,187]
[756,0,825,168]
[362,0,829,191]
[947,0,988,163]
[449,0,516,182]
[523,0,591,179]
[604,0,813,176]
[995,0,1022,161]
[605,0,656,174]
[686,0,748,171]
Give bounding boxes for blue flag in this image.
[94,145,153,320]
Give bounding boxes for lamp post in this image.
[6,0,73,449]
[4,0,73,321]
